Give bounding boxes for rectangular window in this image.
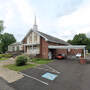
[34,33,37,42]
[29,34,32,43]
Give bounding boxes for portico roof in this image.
[48,45,86,49]
[23,43,40,46]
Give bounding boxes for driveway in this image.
[8,59,90,90]
[0,77,15,90]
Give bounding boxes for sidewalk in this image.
[0,58,24,83]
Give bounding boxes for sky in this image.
[0,0,90,41]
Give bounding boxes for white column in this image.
[84,48,86,59]
[24,45,26,53]
[32,45,33,54]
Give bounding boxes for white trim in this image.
[84,48,86,59]
[23,43,40,46]
[22,29,32,42]
[33,30,48,41]
[22,30,48,42]
[48,45,86,49]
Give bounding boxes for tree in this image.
[67,40,73,44]
[67,33,90,52]
[68,33,88,45]
[0,20,4,33]
[0,33,16,53]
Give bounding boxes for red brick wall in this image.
[56,49,68,55]
[22,38,27,52]
[48,42,68,57]
[40,37,48,59]
[69,49,83,55]
[54,49,83,56]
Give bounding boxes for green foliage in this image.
[68,33,88,45]
[72,34,88,45]
[0,58,9,61]
[31,58,53,64]
[86,45,90,52]
[67,33,90,52]
[0,33,16,53]
[0,54,12,58]
[0,20,16,53]
[67,40,73,44]
[5,64,36,71]
[16,55,28,66]
[0,20,4,33]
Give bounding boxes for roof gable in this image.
[22,29,70,45]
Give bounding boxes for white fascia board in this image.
[33,30,48,41]
[48,45,86,49]
[21,29,32,42]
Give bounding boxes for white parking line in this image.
[36,67,59,73]
[45,65,60,74]
[19,72,48,86]
[36,65,60,74]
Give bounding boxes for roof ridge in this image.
[36,30,69,45]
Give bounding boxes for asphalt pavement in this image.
[9,59,90,90]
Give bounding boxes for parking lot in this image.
[7,59,90,90]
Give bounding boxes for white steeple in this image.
[33,16,38,30]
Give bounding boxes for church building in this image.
[8,17,86,59]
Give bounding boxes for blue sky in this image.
[0,0,90,41]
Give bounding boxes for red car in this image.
[56,54,65,59]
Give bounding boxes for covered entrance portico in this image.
[48,45,86,59]
[23,43,40,55]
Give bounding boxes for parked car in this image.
[76,53,81,58]
[56,54,66,59]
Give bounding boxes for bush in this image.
[4,54,12,58]
[0,54,12,58]
[16,55,28,66]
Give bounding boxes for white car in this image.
[76,53,81,58]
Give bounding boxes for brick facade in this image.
[22,32,83,59]
[40,37,48,59]
[69,49,83,55]
[56,49,68,55]
[53,49,83,56]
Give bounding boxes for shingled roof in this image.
[9,42,22,46]
[36,30,70,45]
[22,29,69,45]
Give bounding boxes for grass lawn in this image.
[5,58,53,71]
[0,58,9,61]
[31,58,53,64]
[5,64,36,71]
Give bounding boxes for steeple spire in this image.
[34,16,36,25]
[33,16,38,30]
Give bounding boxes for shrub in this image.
[4,54,12,58]
[16,55,28,66]
[0,54,12,58]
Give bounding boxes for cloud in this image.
[56,0,82,17]
[0,1,14,30]
[57,0,90,40]
[0,0,41,41]
[0,0,90,42]
[12,0,35,26]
